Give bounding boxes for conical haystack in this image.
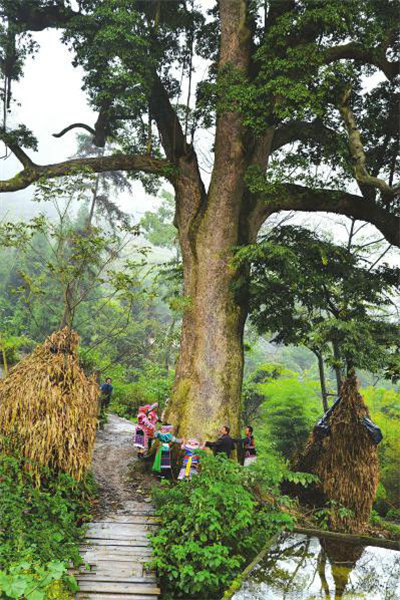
[295,373,379,532]
[0,328,98,482]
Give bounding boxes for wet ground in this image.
[92,413,155,516]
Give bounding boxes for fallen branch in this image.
[293,526,400,551]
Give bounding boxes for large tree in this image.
[0,0,398,437]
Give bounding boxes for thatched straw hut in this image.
[295,373,379,532]
[0,328,98,482]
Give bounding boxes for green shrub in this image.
[0,335,34,366]
[0,453,96,568]
[370,510,400,539]
[109,365,174,420]
[149,453,296,599]
[109,383,139,419]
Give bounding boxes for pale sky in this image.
[0,29,163,219]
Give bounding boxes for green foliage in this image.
[0,560,78,600]
[370,511,400,539]
[256,378,321,460]
[314,500,354,531]
[242,361,297,423]
[140,191,177,250]
[236,225,399,379]
[0,335,34,365]
[109,364,174,419]
[150,453,296,599]
[363,386,400,512]
[0,175,180,405]
[0,453,95,568]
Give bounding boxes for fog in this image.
[0,23,397,267]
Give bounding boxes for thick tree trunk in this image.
[168,244,247,439]
[166,157,251,439]
[166,0,252,439]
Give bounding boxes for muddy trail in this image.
[91,413,154,516]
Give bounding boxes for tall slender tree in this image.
[0,0,398,437]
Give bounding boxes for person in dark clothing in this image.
[205,425,236,458]
[242,425,257,466]
[100,377,113,410]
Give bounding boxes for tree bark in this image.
[166,135,253,439]
[312,348,329,412]
[332,341,343,395]
[166,0,252,439]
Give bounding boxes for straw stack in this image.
[0,328,98,482]
[296,373,379,532]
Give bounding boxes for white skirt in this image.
[244,455,257,467]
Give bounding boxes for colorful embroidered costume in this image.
[178,439,200,480]
[152,425,179,477]
[134,403,159,453]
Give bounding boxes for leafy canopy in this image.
[236,225,400,377]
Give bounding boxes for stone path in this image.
[74,414,160,600]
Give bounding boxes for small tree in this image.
[0,174,143,337]
[236,225,400,408]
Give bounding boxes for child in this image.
[152,424,180,478]
[134,403,159,456]
[178,438,201,481]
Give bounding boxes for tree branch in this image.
[149,73,187,162]
[0,129,34,168]
[324,42,398,81]
[53,123,96,139]
[338,85,399,200]
[257,183,400,247]
[271,119,343,152]
[5,2,78,32]
[0,154,173,193]
[53,102,113,148]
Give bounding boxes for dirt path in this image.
[91,413,152,515]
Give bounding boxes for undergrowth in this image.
[0,453,96,599]
[149,453,305,599]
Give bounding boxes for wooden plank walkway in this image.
[74,510,160,600]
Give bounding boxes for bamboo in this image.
[221,533,280,600]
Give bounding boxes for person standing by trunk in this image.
[242,426,257,466]
[204,425,236,458]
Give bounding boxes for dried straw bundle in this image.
[0,328,98,482]
[296,373,379,532]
